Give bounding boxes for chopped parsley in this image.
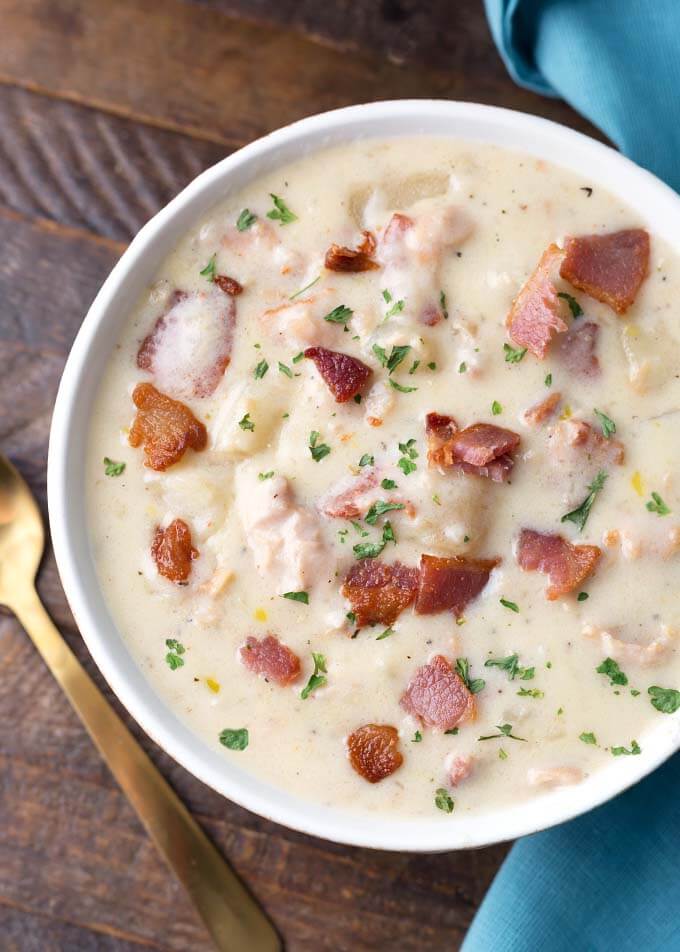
[103,457,125,477]
[397,439,418,475]
[611,740,641,757]
[389,379,417,393]
[579,731,597,745]
[238,413,255,431]
[199,253,217,281]
[382,289,392,303]
[596,657,628,687]
[373,343,411,374]
[289,275,320,300]
[484,654,534,681]
[500,597,520,613]
[292,351,304,364]
[219,727,249,751]
[427,361,437,371]
[491,400,503,416]
[478,723,527,742]
[267,193,297,225]
[646,491,671,516]
[353,541,385,559]
[258,470,274,481]
[300,652,327,699]
[503,343,527,364]
[236,208,257,231]
[648,685,680,714]
[359,453,374,468]
[323,304,353,325]
[561,469,607,532]
[499,748,508,760]
[409,359,420,375]
[557,291,583,318]
[278,361,293,378]
[381,521,396,544]
[455,657,485,694]
[577,591,589,601]
[365,500,405,525]
[544,373,552,387]
[445,727,459,736]
[381,478,397,490]
[385,298,405,319]
[434,788,455,813]
[282,591,309,605]
[254,359,269,379]
[165,638,186,670]
[594,408,616,439]
[376,627,395,641]
[439,289,449,320]
[309,430,331,462]
[458,362,467,374]
[412,730,423,743]
[517,687,544,699]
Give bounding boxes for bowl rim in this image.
[48,99,680,852]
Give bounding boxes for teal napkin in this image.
[464,4,680,949]
[484,0,680,192]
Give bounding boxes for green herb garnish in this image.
[434,788,455,813]
[376,627,395,641]
[238,413,255,431]
[300,652,327,699]
[278,361,293,378]
[365,500,405,525]
[594,408,616,439]
[478,723,526,742]
[557,291,583,317]
[323,304,353,325]
[267,193,297,225]
[309,430,331,462]
[491,400,502,416]
[103,457,125,477]
[359,453,374,468]
[236,208,257,231]
[596,657,628,687]
[439,290,448,320]
[646,492,671,516]
[455,657,485,695]
[504,343,527,364]
[517,687,544,699]
[282,591,309,605]
[579,732,597,745]
[381,478,397,490]
[219,728,249,750]
[500,597,519,613]
[561,469,607,532]
[544,373,552,387]
[412,730,423,742]
[165,638,185,670]
[199,254,217,281]
[254,359,269,379]
[484,654,534,681]
[648,685,680,713]
[611,740,641,757]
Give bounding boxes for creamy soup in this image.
[87,138,680,819]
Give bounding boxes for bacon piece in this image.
[506,244,568,358]
[556,321,600,377]
[324,230,379,272]
[448,754,474,787]
[239,634,301,685]
[425,414,520,482]
[304,346,373,403]
[400,655,475,731]
[151,519,198,583]
[527,767,584,788]
[342,560,419,627]
[517,529,601,600]
[560,229,650,314]
[550,419,624,468]
[415,554,499,617]
[214,274,243,296]
[137,290,236,398]
[523,392,562,427]
[129,382,208,471]
[346,724,403,783]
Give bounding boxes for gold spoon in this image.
[0,454,280,952]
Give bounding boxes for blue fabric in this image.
[464,5,680,949]
[484,0,680,193]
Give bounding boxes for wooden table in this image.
[0,3,599,948]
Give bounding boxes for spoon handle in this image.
[12,591,281,952]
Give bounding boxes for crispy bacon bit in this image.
[324,230,380,272]
[415,554,499,617]
[239,634,301,685]
[342,560,419,627]
[151,519,198,583]
[425,414,520,482]
[517,529,601,600]
[137,290,236,398]
[129,382,208,471]
[524,392,562,427]
[448,754,474,787]
[556,321,600,377]
[304,346,373,403]
[347,724,403,783]
[560,229,650,314]
[400,655,475,731]
[550,419,624,468]
[214,274,243,296]
[507,244,568,358]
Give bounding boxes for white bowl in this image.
[48,100,680,851]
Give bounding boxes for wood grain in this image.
[0,0,594,946]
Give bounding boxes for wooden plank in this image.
[0,902,150,952]
[0,85,228,243]
[0,0,601,150]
